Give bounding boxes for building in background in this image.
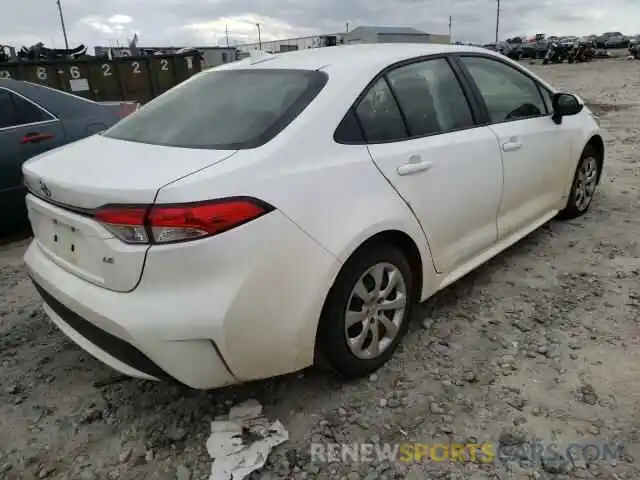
[235,33,343,56]
[235,25,450,57]
[93,46,238,68]
[93,26,449,67]
[342,26,449,44]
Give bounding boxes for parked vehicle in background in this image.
[559,36,578,48]
[579,35,598,48]
[503,43,524,60]
[543,41,570,64]
[629,35,640,58]
[23,44,604,389]
[604,34,629,49]
[0,79,136,233]
[520,35,551,59]
[596,32,624,48]
[568,43,594,63]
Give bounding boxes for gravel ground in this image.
[1,58,640,480]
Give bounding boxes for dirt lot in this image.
[1,58,640,480]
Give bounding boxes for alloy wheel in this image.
[344,262,407,360]
[574,156,598,211]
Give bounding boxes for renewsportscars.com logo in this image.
[310,440,625,464]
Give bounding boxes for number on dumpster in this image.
[0,71,10,78]
[36,67,48,80]
[102,64,112,76]
[160,59,169,71]
[69,66,81,79]
[132,62,141,74]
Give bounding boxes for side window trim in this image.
[0,87,58,132]
[0,89,17,130]
[334,53,484,145]
[536,84,554,115]
[450,53,550,125]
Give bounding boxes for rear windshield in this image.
[102,68,328,150]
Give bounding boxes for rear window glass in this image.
[102,69,328,150]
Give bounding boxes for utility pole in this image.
[256,23,262,50]
[495,0,500,45]
[56,0,70,49]
[346,22,349,33]
[225,24,229,47]
[448,16,452,43]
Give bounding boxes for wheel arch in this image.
[312,228,429,366]
[347,230,424,300]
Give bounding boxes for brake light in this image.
[93,198,273,244]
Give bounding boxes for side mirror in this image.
[552,92,583,124]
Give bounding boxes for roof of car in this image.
[0,77,31,93]
[215,43,498,73]
[0,78,102,118]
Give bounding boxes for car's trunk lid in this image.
[23,134,237,292]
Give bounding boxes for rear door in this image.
[0,87,65,229]
[358,57,503,274]
[454,55,572,239]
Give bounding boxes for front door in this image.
[359,57,503,273]
[456,55,572,239]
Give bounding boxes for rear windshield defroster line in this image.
[102,69,328,150]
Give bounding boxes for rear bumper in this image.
[24,209,342,389]
[28,271,238,389]
[31,278,186,383]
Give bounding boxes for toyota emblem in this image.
[39,179,52,198]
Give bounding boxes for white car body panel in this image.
[21,136,237,292]
[22,134,237,209]
[489,116,572,238]
[23,43,602,389]
[367,127,503,274]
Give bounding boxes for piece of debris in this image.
[206,399,288,480]
[579,384,598,405]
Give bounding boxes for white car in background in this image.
[23,44,603,389]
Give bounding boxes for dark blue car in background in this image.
[0,79,137,233]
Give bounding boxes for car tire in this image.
[317,244,415,379]
[557,145,601,220]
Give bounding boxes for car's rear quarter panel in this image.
[153,63,439,299]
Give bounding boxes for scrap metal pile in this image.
[628,36,640,59]
[542,41,603,64]
[497,36,610,64]
[0,42,88,62]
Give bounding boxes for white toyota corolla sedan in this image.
[23,44,603,389]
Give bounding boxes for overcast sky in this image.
[2,0,639,50]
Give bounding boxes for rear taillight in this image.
[94,198,273,244]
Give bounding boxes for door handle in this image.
[21,132,54,144]
[397,159,433,176]
[502,139,522,152]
